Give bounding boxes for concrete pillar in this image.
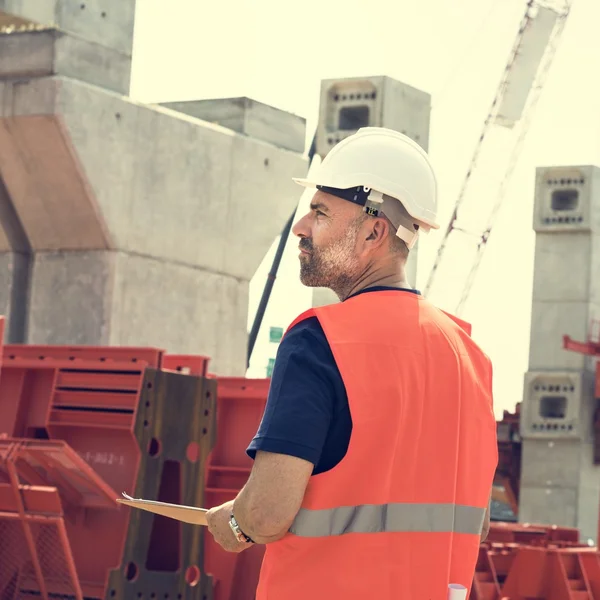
[310,76,431,307]
[519,165,600,542]
[0,15,307,374]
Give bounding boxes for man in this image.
[206,127,498,599]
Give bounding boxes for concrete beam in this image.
[0,28,130,93]
[160,98,306,154]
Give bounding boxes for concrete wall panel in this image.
[518,485,577,528]
[531,233,591,302]
[27,250,115,345]
[520,438,584,488]
[109,252,248,376]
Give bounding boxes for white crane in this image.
[423,0,573,315]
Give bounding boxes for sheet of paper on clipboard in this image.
[116,493,208,526]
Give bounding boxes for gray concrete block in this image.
[520,439,600,541]
[520,438,585,488]
[316,76,431,158]
[531,233,593,302]
[519,440,600,541]
[0,0,136,57]
[160,98,306,154]
[528,300,600,370]
[108,252,248,376]
[0,29,129,94]
[518,484,578,528]
[57,77,307,278]
[27,250,115,345]
[520,370,595,441]
[533,165,600,233]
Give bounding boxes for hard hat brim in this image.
[292,177,314,188]
[293,177,440,230]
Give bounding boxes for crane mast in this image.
[423,0,573,315]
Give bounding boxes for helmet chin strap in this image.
[396,224,419,249]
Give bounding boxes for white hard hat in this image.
[293,127,439,249]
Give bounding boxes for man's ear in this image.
[365,218,390,247]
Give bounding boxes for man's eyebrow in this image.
[310,202,330,213]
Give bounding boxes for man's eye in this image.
[315,210,325,217]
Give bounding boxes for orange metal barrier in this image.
[472,523,592,599]
[204,377,269,600]
[0,344,216,600]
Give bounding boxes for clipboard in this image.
[116,493,208,526]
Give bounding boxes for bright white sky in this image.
[130,0,600,418]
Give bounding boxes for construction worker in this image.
[206,127,498,599]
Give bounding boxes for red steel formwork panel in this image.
[0,439,110,600]
[0,345,216,600]
[472,523,589,600]
[204,377,270,600]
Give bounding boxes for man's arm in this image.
[205,317,340,551]
[233,450,313,544]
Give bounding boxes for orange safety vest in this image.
[256,290,498,600]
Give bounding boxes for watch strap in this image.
[229,513,255,543]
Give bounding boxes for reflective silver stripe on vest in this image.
[289,503,486,538]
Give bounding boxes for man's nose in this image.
[292,212,311,238]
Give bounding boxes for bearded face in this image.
[298,214,365,293]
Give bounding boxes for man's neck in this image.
[336,267,411,302]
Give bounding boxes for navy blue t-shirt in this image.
[247,286,421,474]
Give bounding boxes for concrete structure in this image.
[519,165,600,542]
[159,98,306,154]
[0,2,307,374]
[310,76,432,307]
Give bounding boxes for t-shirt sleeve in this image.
[246,317,338,467]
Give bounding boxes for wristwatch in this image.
[229,513,254,544]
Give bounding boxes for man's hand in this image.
[205,500,253,553]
